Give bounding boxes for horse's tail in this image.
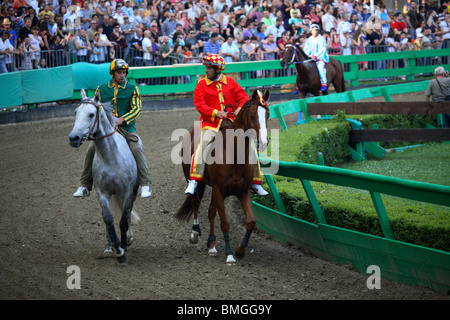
[110,195,141,224]
[174,181,206,222]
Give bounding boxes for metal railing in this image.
[3,39,448,76]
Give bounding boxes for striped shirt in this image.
[203,40,221,56]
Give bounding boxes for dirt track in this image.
[0,99,448,300]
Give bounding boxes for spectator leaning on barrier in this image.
[426,66,450,127]
[142,29,154,67]
[0,30,13,73]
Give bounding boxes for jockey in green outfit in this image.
[73,59,153,198]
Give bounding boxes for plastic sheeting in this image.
[72,62,111,90]
[22,66,74,104]
[0,71,22,108]
[1,65,74,108]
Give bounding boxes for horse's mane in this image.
[101,102,115,127]
[295,42,309,60]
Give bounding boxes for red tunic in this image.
[193,74,249,131]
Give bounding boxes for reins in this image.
[285,44,315,65]
[222,97,269,151]
[77,99,119,141]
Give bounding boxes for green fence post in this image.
[273,105,288,130]
[349,60,359,87]
[300,179,327,224]
[370,191,395,240]
[263,174,287,214]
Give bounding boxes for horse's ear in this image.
[80,88,86,100]
[263,90,270,103]
[251,89,258,101]
[94,90,101,104]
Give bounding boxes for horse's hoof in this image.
[226,254,236,265]
[127,236,134,246]
[117,252,128,264]
[208,246,218,256]
[189,230,199,244]
[235,247,246,260]
[103,247,114,256]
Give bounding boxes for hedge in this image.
[256,115,450,252]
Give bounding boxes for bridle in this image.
[77,99,118,141]
[223,96,270,151]
[284,43,315,65]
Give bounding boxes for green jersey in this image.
[96,79,141,133]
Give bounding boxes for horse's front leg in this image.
[235,191,255,260]
[212,188,235,264]
[104,226,113,255]
[99,195,126,263]
[118,213,129,264]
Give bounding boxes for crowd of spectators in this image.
[0,0,449,75]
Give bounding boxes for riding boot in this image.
[74,142,94,196]
[127,133,152,197]
[185,180,198,194]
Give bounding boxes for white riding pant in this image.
[316,60,327,84]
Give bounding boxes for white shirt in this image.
[142,37,153,60]
[221,41,239,63]
[322,13,335,32]
[0,38,14,63]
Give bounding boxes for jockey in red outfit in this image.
[184,54,268,196]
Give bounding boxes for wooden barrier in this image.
[306,101,450,159]
[307,101,450,116]
[349,128,450,143]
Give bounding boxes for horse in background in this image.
[280,39,345,99]
[175,90,270,265]
[68,88,140,264]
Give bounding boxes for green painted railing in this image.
[123,48,450,96]
[252,79,450,293]
[268,80,431,130]
[254,158,450,294]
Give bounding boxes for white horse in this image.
[68,88,140,264]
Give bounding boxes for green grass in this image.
[258,120,450,252]
[338,143,450,186]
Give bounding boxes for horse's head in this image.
[280,39,307,69]
[240,89,270,151]
[68,88,103,148]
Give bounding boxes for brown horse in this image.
[280,39,345,98]
[175,90,270,264]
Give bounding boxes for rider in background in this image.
[184,54,269,196]
[303,24,329,91]
[73,59,152,198]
